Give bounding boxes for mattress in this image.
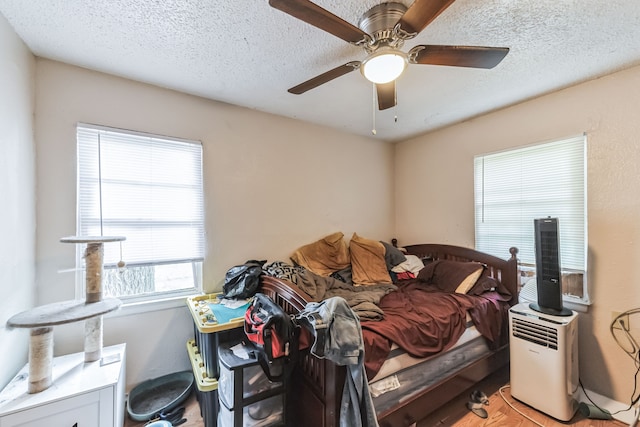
[370,322,480,383]
[369,325,490,415]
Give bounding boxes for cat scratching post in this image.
[27,327,53,393]
[6,236,124,393]
[83,241,104,303]
[60,236,125,362]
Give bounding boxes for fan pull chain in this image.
[371,84,377,135]
[117,241,126,270]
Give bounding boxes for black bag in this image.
[222,260,266,299]
[244,293,309,381]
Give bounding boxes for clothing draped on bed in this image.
[295,268,397,321]
[299,297,380,427]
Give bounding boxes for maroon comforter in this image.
[360,279,510,380]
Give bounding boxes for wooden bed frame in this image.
[259,243,519,427]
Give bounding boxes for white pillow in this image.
[391,254,424,275]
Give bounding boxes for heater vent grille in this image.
[512,317,558,350]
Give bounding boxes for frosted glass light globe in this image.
[361,49,408,84]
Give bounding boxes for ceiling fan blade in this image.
[269,0,369,44]
[376,81,396,110]
[410,45,509,68]
[288,62,361,94]
[396,0,456,36]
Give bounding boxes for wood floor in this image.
[417,366,627,427]
[124,366,628,427]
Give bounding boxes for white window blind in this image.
[77,124,204,268]
[474,135,586,272]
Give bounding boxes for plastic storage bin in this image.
[187,293,248,378]
[218,394,284,427]
[187,339,220,427]
[217,341,283,410]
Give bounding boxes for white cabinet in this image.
[0,344,125,427]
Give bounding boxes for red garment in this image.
[394,271,415,281]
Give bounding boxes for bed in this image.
[258,241,519,427]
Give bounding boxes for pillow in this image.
[391,254,425,276]
[290,232,350,276]
[454,267,484,294]
[380,241,407,270]
[349,233,393,286]
[467,272,512,297]
[417,260,485,294]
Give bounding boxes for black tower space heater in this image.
[530,217,572,316]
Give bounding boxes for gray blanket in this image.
[296,269,396,321]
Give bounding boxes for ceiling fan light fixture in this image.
[361,48,407,84]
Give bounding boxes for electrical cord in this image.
[560,308,640,421]
[611,309,640,407]
[498,384,546,427]
[578,378,618,416]
[611,309,640,363]
[595,308,640,417]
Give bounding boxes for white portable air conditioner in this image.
[509,303,579,421]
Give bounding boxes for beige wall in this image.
[395,65,640,403]
[0,15,36,389]
[33,59,394,387]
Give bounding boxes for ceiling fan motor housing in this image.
[358,2,408,51]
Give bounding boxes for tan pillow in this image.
[290,232,350,276]
[349,233,393,286]
[454,267,484,294]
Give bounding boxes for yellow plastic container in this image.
[186,294,248,379]
[186,293,249,334]
[186,339,219,427]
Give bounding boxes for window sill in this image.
[562,296,591,313]
[519,279,591,313]
[105,292,202,318]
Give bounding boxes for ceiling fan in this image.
[269,0,509,110]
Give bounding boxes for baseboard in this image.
[579,388,637,424]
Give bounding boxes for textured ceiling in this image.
[1,0,640,142]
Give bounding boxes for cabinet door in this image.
[0,388,111,427]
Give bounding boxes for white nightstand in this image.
[0,343,126,427]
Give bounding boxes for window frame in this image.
[74,123,204,312]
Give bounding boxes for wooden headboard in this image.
[399,242,520,305]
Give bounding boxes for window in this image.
[76,124,204,304]
[474,135,588,305]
